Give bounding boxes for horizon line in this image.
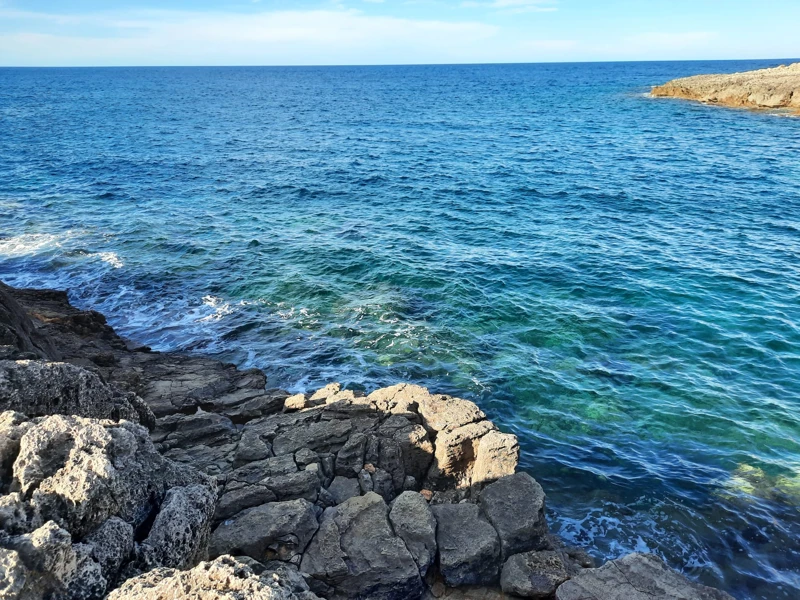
[2,57,798,69]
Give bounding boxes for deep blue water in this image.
[1,61,799,599]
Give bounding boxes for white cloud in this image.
[0,9,501,66]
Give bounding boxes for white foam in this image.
[197,295,234,322]
[98,252,124,269]
[0,233,67,257]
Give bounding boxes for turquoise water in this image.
[1,62,799,599]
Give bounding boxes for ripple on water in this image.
[1,61,799,600]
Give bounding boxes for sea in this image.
[1,60,799,600]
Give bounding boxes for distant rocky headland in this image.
[0,280,736,599]
[652,62,800,112]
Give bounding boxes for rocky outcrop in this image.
[0,282,60,361]
[107,555,322,600]
[555,553,736,600]
[0,412,217,599]
[0,360,154,428]
[652,62,800,112]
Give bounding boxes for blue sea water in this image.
[1,61,799,599]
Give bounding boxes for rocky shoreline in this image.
[0,280,736,599]
[652,62,800,113]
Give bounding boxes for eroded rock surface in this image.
[555,553,736,600]
[652,62,800,112]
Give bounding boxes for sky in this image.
[1,1,799,67]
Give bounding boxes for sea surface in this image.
[1,61,799,599]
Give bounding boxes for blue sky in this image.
[1,1,799,66]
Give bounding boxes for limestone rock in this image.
[472,431,519,486]
[431,502,501,586]
[301,492,424,599]
[0,360,154,428]
[388,491,437,577]
[500,550,569,598]
[480,473,550,560]
[0,282,60,361]
[555,553,736,600]
[210,499,319,563]
[107,555,322,600]
[0,547,26,600]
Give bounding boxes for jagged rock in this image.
[0,547,26,599]
[431,502,501,586]
[0,412,31,488]
[327,476,361,505]
[480,473,550,560]
[301,492,424,599]
[0,412,217,599]
[215,482,278,522]
[137,483,217,570]
[418,393,486,433]
[335,433,367,476]
[107,555,322,600]
[501,550,569,598]
[555,553,736,600]
[388,491,437,577]
[83,517,134,588]
[209,499,319,563]
[272,419,352,456]
[0,282,60,361]
[235,429,272,464]
[0,361,154,428]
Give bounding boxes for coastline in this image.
[0,279,737,600]
[651,62,800,113]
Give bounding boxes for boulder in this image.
[472,431,519,485]
[388,491,437,577]
[501,550,569,598]
[555,553,736,600]
[431,502,501,586]
[301,492,424,599]
[480,473,549,560]
[106,555,322,600]
[0,360,154,428]
[209,499,319,563]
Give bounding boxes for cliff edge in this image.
[652,62,800,112]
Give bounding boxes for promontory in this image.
[652,62,800,112]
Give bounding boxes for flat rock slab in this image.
[555,553,736,600]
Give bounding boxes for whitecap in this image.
[0,233,67,257]
[98,252,124,269]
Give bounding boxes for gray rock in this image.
[501,550,569,598]
[301,492,424,599]
[138,483,217,570]
[234,429,271,464]
[0,282,60,361]
[215,482,277,521]
[0,360,154,428]
[107,555,323,600]
[209,499,319,563]
[335,432,367,476]
[555,553,736,600]
[388,492,437,577]
[327,476,361,505]
[83,517,134,587]
[431,502,500,586]
[371,467,395,502]
[272,419,352,456]
[0,547,26,600]
[480,472,550,560]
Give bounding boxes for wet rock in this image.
[0,360,154,428]
[106,555,322,600]
[389,491,437,577]
[209,499,319,563]
[555,553,736,600]
[301,492,424,599]
[480,473,550,560]
[431,502,501,586]
[501,550,569,598]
